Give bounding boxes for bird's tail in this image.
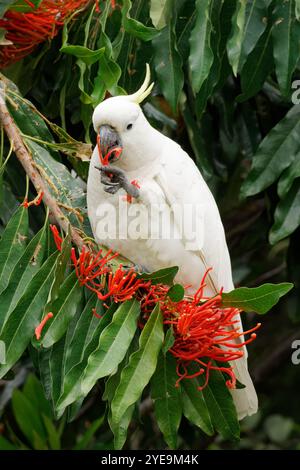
[230,354,258,420]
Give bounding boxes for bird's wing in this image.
[155,140,234,293]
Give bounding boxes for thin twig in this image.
[0,80,84,250]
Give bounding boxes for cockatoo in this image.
[87,65,258,419]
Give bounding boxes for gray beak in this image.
[98,125,122,162]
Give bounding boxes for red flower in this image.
[96,265,150,303]
[35,312,53,340]
[0,1,96,68]
[96,134,123,166]
[50,224,63,251]
[22,190,44,208]
[141,269,260,391]
[71,245,149,302]
[71,246,118,289]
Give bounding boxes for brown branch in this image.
[0,80,84,250]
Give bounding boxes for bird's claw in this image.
[95,165,140,199]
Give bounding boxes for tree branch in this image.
[0,80,84,249]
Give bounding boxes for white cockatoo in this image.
[87,65,258,419]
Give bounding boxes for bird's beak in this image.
[97,125,122,164]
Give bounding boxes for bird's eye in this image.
[127,123,133,130]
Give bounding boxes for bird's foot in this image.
[95,165,140,199]
[121,264,149,273]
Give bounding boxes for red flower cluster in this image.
[0,0,89,68]
[140,270,260,390]
[71,246,150,303]
[0,1,117,68]
[48,226,260,390]
[49,225,148,303]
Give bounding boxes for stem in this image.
[0,80,84,250]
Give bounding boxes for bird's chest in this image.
[91,173,166,249]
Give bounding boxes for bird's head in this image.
[92,64,159,170]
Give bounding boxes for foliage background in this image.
[0,0,300,450]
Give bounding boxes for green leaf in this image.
[181,378,214,436]
[73,416,104,450]
[47,229,71,304]
[0,0,16,17]
[111,304,163,426]
[180,94,214,179]
[25,141,86,227]
[38,334,73,417]
[12,389,47,449]
[153,0,184,112]
[63,297,105,377]
[42,415,61,450]
[167,284,185,302]
[194,0,235,117]
[6,82,86,228]
[138,266,178,285]
[10,0,42,13]
[272,0,300,97]
[108,404,135,450]
[92,53,121,101]
[296,0,300,19]
[151,353,182,449]
[202,369,240,440]
[104,354,136,449]
[121,0,159,41]
[0,26,10,45]
[57,301,138,410]
[7,84,57,150]
[39,298,108,414]
[189,0,214,93]
[162,326,175,354]
[227,0,270,74]
[0,436,16,450]
[22,373,52,419]
[237,22,274,101]
[60,45,105,66]
[222,283,293,313]
[278,155,300,198]
[0,252,57,378]
[241,106,300,197]
[81,299,140,395]
[270,180,300,244]
[227,0,247,75]
[0,205,28,294]
[91,31,123,103]
[39,272,82,348]
[150,0,169,29]
[0,224,47,332]
[103,372,123,406]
